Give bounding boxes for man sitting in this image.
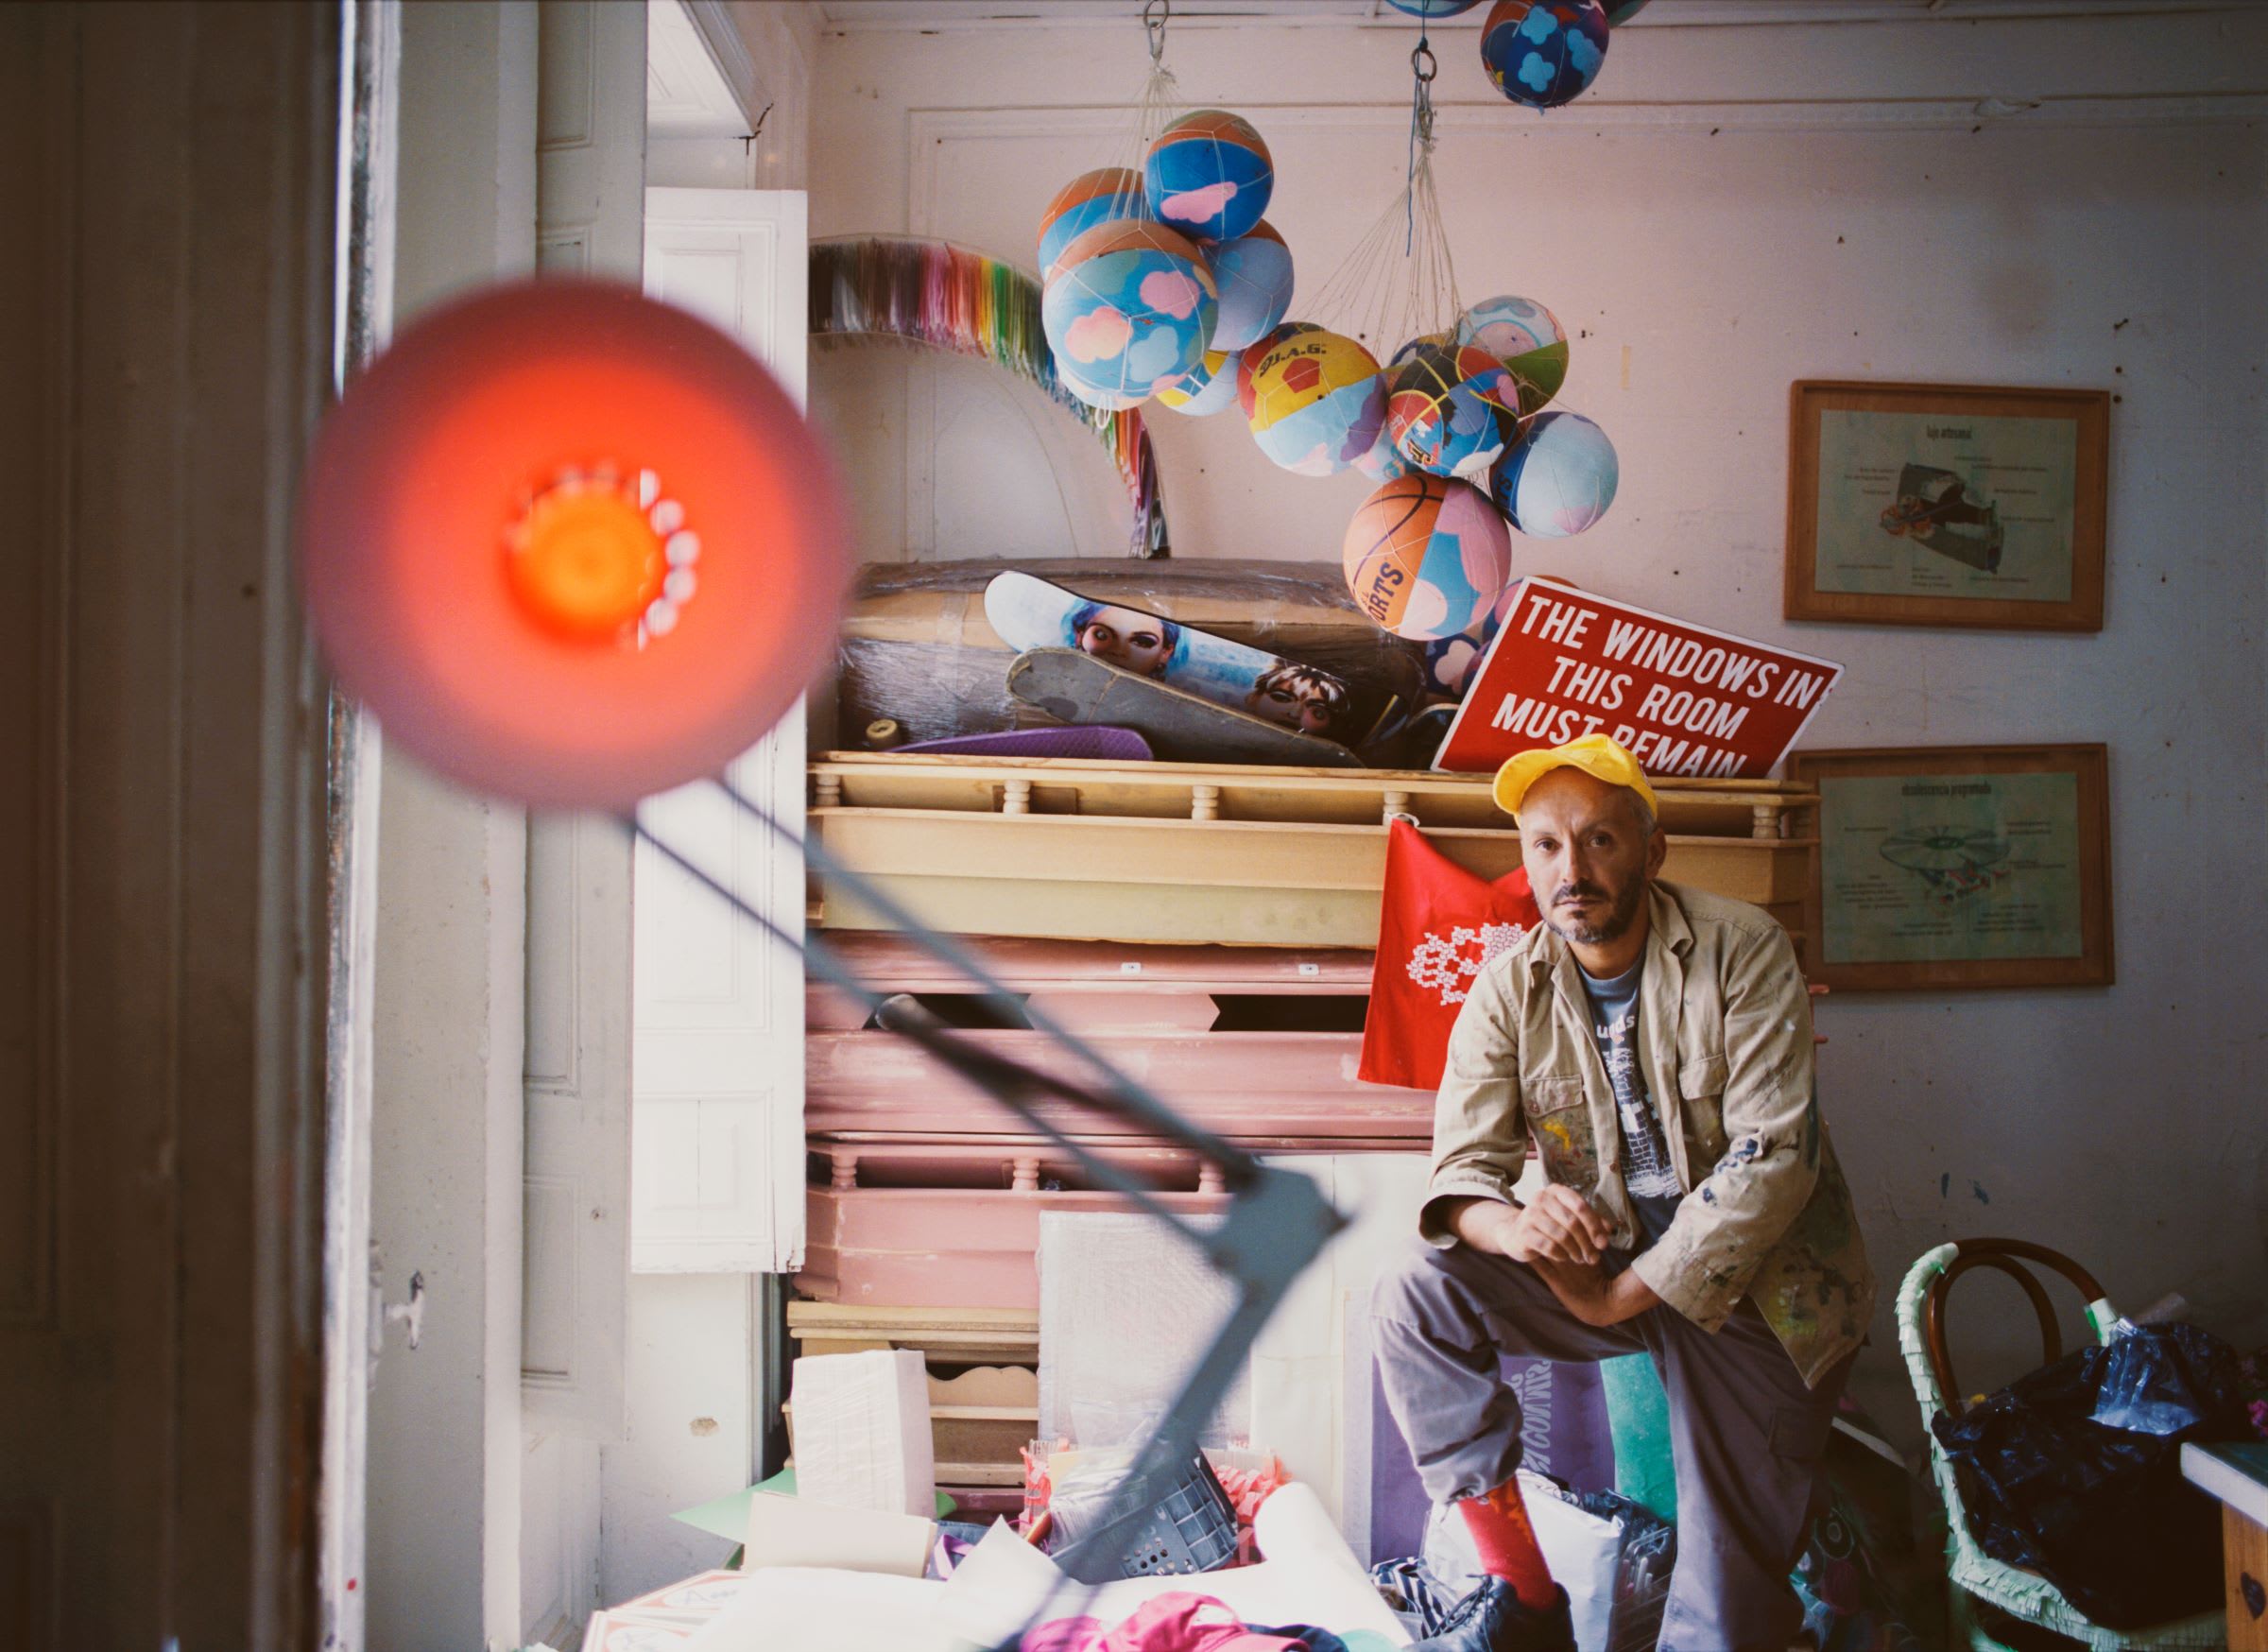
[1373,734,1875,1651]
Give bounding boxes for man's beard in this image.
[1546,876,1646,947]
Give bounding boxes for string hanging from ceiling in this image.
[1306,30,1462,366]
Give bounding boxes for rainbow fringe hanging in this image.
[810,236,1168,559]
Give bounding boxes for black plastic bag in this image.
[2091,1320,2242,1435]
[1932,1323,2246,1629]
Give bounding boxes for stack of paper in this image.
[787,1348,936,1517]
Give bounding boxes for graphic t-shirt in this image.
[1576,957,1684,1203]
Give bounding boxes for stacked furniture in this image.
[792,750,1823,1517]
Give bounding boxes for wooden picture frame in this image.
[1784,380,2108,631]
[1788,744,2112,991]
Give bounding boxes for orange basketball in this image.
[1342,473,1514,642]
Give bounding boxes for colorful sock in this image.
[1456,1478,1557,1609]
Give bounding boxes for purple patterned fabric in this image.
[1369,1352,1614,1561]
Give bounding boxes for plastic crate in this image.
[1111,1453,1240,1578]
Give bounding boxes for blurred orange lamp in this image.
[301,279,848,809]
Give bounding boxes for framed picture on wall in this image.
[1783,381,2109,631]
[1788,744,2112,990]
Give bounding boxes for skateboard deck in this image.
[1007,648,1365,769]
[984,570,1361,748]
[899,726,1156,761]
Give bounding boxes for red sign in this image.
[1433,580,1844,779]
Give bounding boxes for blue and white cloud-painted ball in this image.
[1208,221,1295,353]
[1489,409,1618,537]
[1041,220,1218,411]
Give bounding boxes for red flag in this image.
[1358,819,1543,1091]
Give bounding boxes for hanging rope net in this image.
[1305,34,1462,363]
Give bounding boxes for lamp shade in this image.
[300,279,849,809]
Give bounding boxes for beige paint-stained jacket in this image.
[1419,879,1875,1387]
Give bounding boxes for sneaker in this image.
[1407,1576,1576,1652]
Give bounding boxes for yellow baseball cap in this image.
[1492,732,1660,822]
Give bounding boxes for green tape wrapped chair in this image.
[1896,1238,2226,1651]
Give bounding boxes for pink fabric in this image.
[1024,1592,1309,1652]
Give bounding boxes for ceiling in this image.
[810,0,2224,30]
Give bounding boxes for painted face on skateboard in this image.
[1074,605,1175,678]
[1245,664,1348,736]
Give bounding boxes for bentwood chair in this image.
[1896,1239,2227,1651]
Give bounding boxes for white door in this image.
[632,189,811,1275]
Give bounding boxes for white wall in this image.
[808,6,2268,1435]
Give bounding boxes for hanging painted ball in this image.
[1456,293,1569,416]
[1421,577,1519,698]
[1234,320,1320,409]
[1385,0,1483,13]
[1386,341,1523,481]
[1604,0,1651,22]
[1156,348,1242,417]
[1242,326,1387,477]
[1144,110,1274,245]
[1037,166,1148,282]
[1343,474,1514,641]
[1042,219,1218,410]
[1489,409,1619,537]
[1208,220,1296,353]
[1480,0,1611,111]
[1353,421,1411,485]
[1053,361,1150,412]
[1387,332,1452,373]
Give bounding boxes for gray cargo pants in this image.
[1371,1237,1853,1652]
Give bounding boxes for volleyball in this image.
[1243,326,1387,476]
